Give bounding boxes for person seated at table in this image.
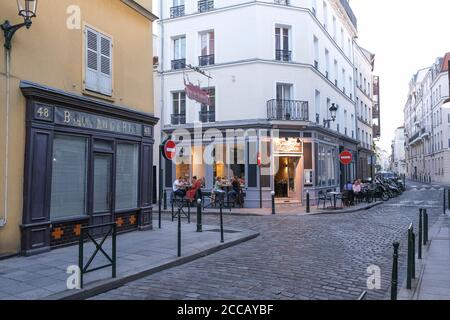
[186,176,203,202]
[173,177,186,198]
[213,177,226,203]
[228,176,241,201]
[353,179,362,201]
[344,181,354,205]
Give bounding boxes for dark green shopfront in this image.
[20,81,158,255]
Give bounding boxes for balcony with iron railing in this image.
[267,99,309,121]
[171,114,186,125]
[171,59,186,70]
[198,0,214,13]
[199,54,215,66]
[274,0,290,5]
[199,111,215,123]
[275,49,292,62]
[170,5,185,18]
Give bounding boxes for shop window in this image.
[115,143,139,210]
[314,143,337,187]
[176,163,191,180]
[50,135,88,219]
[247,141,257,188]
[230,144,246,180]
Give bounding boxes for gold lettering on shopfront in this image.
[55,107,142,137]
[64,111,71,124]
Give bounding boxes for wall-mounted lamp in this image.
[323,103,339,127]
[1,0,38,50]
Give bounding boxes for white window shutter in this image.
[99,35,112,96]
[85,28,99,92]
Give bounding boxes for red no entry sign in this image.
[162,139,176,161]
[339,151,353,165]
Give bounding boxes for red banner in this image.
[185,83,210,105]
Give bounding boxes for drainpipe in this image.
[1,49,11,227]
[352,37,358,181]
[159,0,165,199]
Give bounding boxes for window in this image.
[334,60,338,86]
[349,77,353,98]
[50,135,88,219]
[313,36,319,69]
[347,38,351,57]
[115,143,139,210]
[85,27,112,96]
[315,143,337,187]
[172,91,186,125]
[311,0,317,16]
[315,90,321,117]
[342,69,346,93]
[332,16,337,40]
[200,88,216,123]
[275,27,291,61]
[172,36,186,69]
[322,2,328,30]
[340,28,344,49]
[199,31,215,66]
[325,49,330,78]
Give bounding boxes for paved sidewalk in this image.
[399,214,450,300]
[0,220,258,300]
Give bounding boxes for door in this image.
[276,84,292,120]
[274,156,301,200]
[92,153,114,233]
[287,157,300,198]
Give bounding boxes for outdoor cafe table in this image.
[327,191,342,209]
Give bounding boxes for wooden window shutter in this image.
[85,27,113,96]
[99,35,113,96]
[85,27,99,92]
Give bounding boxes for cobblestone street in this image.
[92,185,444,300]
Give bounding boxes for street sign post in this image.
[339,151,353,166]
[159,138,177,229]
[162,139,177,161]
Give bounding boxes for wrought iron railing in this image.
[199,111,215,123]
[171,114,186,125]
[274,0,290,5]
[171,59,186,70]
[198,0,214,13]
[199,54,215,66]
[275,49,292,62]
[267,99,309,121]
[170,5,185,18]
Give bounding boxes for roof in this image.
[440,52,450,72]
[121,0,158,21]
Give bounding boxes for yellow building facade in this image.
[0,0,158,256]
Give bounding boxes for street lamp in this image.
[323,103,339,127]
[1,0,38,50]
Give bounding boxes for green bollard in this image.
[391,242,400,300]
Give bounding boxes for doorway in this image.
[274,156,301,200]
[92,153,114,234]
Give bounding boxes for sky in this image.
[152,0,450,152]
[350,0,450,151]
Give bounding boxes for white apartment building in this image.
[154,0,372,207]
[391,126,406,176]
[353,43,376,179]
[405,53,450,184]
